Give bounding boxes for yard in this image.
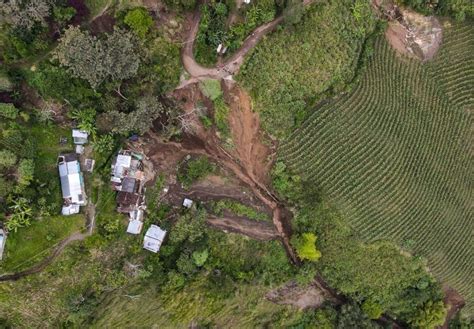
[0,214,85,273]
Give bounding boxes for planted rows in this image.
[281,22,474,315]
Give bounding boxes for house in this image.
[183,198,194,208]
[72,129,88,145]
[143,225,167,253]
[58,154,86,215]
[127,209,144,234]
[0,228,6,260]
[111,150,146,213]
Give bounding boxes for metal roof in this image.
[143,225,167,253]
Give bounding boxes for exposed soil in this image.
[89,13,116,35]
[266,281,327,309]
[441,286,465,328]
[223,80,276,186]
[207,215,278,240]
[376,1,443,61]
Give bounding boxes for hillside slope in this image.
[280,21,474,314]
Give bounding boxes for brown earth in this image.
[266,281,327,310]
[207,215,278,241]
[441,286,465,328]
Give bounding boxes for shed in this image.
[61,204,80,215]
[143,225,167,253]
[127,219,143,235]
[183,198,193,208]
[72,129,89,145]
[122,177,137,193]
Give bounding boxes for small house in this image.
[72,129,88,145]
[183,198,193,208]
[143,225,167,253]
[127,209,144,235]
[58,154,86,215]
[0,228,6,260]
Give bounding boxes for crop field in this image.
[280,22,474,314]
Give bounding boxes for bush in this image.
[291,232,321,262]
[362,299,384,319]
[17,159,34,187]
[124,7,154,38]
[409,301,447,329]
[0,149,17,168]
[177,156,215,188]
[0,103,19,119]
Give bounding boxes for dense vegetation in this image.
[239,0,379,137]
[280,22,474,315]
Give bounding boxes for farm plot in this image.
[280,21,474,314]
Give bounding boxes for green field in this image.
[0,214,84,272]
[280,22,474,314]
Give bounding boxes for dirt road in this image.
[181,0,314,81]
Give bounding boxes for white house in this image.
[143,225,167,253]
[72,129,88,145]
[183,198,193,208]
[58,154,86,215]
[0,228,6,260]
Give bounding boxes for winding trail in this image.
[181,0,313,82]
[0,203,96,282]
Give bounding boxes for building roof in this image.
[143,225,167,253]
[122,177,137,193]
[58,155,86,207]
[117,191,142,206]
[72,130,88,145]
[62,204,80,215]
[127,219,143,235]
[183,198,194,208]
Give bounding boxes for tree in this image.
[70,108,96,135]
[362,299,384,320]
[0,0,51,30]
[17,158,34,187]
[192,249,209,267]
[54,26,139,89]
[0,149,17,168]
[124,7,153,38]
[0,103,19,119]
[6,197,33,232]
[292,232,321,262]
[337,304,379,329]
[409,301,447,329]
[283,0,305,26]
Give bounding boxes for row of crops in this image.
[280,21,474,314]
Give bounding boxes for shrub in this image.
[0,149,17,168]
[0,103,19,120]
[409,301,447,329]
[124,7,154,38]
[177,157,215,188]
[17,159,34,187]
[362,299,384,319]
[292,232,321,262]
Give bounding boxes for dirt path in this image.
[0,203,96,282]
[181,0,314,82]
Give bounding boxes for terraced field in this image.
[280,21,474,314]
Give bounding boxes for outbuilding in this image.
[143,225,167,253]
[72,129,89,145]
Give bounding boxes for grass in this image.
[280,21,474,315]
[210,199,270,221]
[177,156,216,189]
[31,124,74,208]
[0,214,84,272]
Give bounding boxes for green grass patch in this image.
[210,199,269,221]
[0,214,84,272]
[177,156,215,189]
